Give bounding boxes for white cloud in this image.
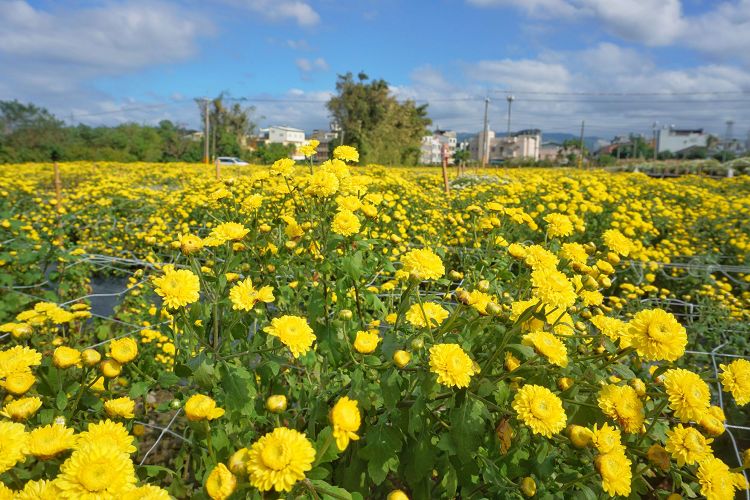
[466,59,572,92]
[575,0,685,45]
[465,0,577,17]
[0,1,203,70]
[467,0,749,58]
[222,0,320,26]
[295,57,329,79]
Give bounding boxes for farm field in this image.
[1,155,750,499]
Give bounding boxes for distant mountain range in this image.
[455,132,605,151]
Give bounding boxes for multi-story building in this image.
[310,129,339,162]
[420,130,457,165]
[469,129,541,163]
[656,128,707,154]
[258,126,306,160]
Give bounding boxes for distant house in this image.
[539,142,562,161]
[469,129,541,163]
[420,130,457,165]
[310,129,339,162]
[258,126,306,159]
[657,128,707,154]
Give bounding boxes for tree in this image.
[0,100,67,162]
[196,94,258,159]
[251,143,295,164]
[327,73,431,165]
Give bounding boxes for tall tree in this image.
[196,93,257,159]
[327,73,431,165]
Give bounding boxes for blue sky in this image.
[2,0,749,137]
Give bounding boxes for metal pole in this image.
[481,97,489,167]
[506,95,514,137]
[203,99,210,165]
[578,120,585,168]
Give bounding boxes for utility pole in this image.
[506,95,514,137]
[203,99,210,165]
[577,120,585,168]
[481,97,490,167]
[723,120,734,163]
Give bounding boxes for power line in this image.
[491,89,750,96]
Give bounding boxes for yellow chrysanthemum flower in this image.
[263,315,316,358]
[270,158,295,177]
[590,315,631,348]
[76,419,137,455]
[330,396,361,451]
[331,209,361,237]
[53,346,81,369]
[56,442,137,499]
[0,421,28,473]
[429,343,478,388]
[719,359,750,406]
[603,228,635,256]
[122,485,171,500]
[663,368,711,422]
[13,479,59,500]
[544,213,574,238]
[206,463,237,500]
[109,337,138,364]
[405,302,449,328]
[242,194,263,211]
[1,396,42,421]
[229,278,275,312]
[153,266,200,309]
[353,330,380,354]
[697,456,749,500]
[333,145,359,163]
[512,384,567,438]
[628,309,686,361]
[306,170,339,197]
[524,245,559,270]
[246,427,316,492]
[595,449,632,497]
[531,267,576,310]
[665,424,713,466]
[592,423,624,454]
[298,139,320,157]
[597,384,644,433]
[27,423,76,459]
[185,394,225,422]
[522,331,568,367]
[104,397,136,419]
[401,248,445,281]
[178,233,203,254]
[210,222,249,242]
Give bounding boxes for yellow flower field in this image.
[1,152,749,499]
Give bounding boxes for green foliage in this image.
[327,72,431,165]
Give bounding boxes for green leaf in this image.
[358,421,403,485]
[220,363,256,415]
[450,398,487,462]
[56,390,68,411]
[507,343,536,358]
[404,436,436,485]
[193,361,218,389]
[611,363,635,380]
[129,381,150,399]
[315,427,340,465]
[158,372,180,388]
[343,251,363,281]
[307,467,330,480]
[380,369,402,410]
[310,479,353,500]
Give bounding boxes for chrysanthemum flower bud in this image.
[266,395,287,413]
[477,280,490,293]
[567,425,593,448]
[393,350,411,368]
[520,477,536,497]
[338,309,353,321]
[455,289,472,305]
[81,349,101,367]
[557,377,574,391]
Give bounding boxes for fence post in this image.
[54,162,62,205]
[215,158,221,180]
[441,144,450,194]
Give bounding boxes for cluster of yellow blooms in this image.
[2,145,750,499]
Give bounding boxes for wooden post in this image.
[441,144,450,194]
[215,157,221,180]
[54,162,62,205]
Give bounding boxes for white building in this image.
[420,130,457,165]
[258,126,306,160]
[656,128,707,154]
[469,129,541,163]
